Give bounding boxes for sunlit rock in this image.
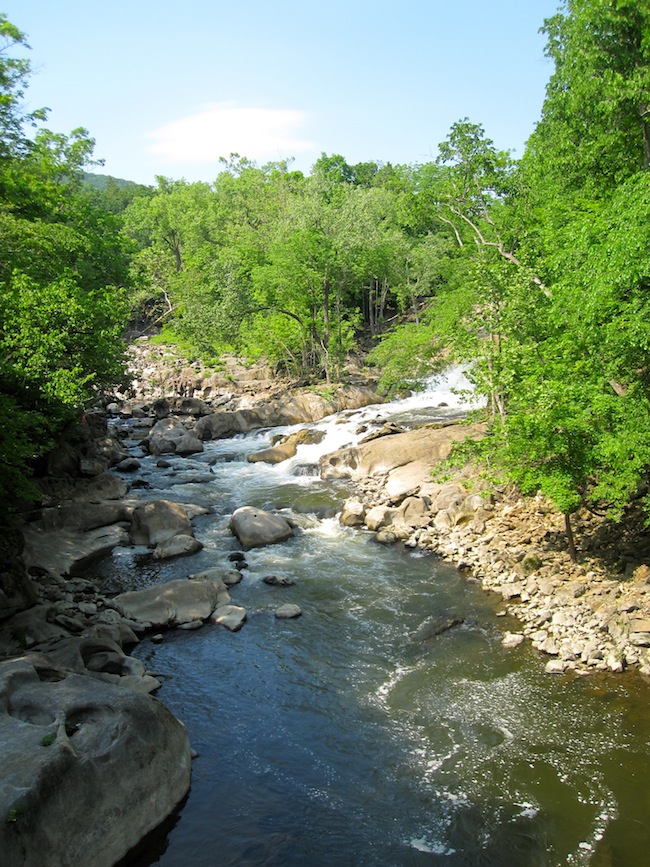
[229,506,293,549]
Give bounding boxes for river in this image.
[99,374,650,866]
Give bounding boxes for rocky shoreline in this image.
[327,423,650,677]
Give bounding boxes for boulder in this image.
[178,397,211,417]
[397,496,432,529]
[129,500,193,547]
[229,506,294,549]
[263,574,296,587]
[114,576,230,629]
[319,423,485,485]
[22,524,130,577]
[339,498,366,527]
[189,567,243,587]
[147,418,204,456]
[24,501,134,533]
[247,428,325,464]
[212,605,247,631]
[0,656,191,867]
[152,535,203,560]
[365,505,398,531]
[275,604,302,619]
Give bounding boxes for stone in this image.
[339,498,366,527]
[631,618,650,633]
[397,496,432,529]
[545,659,570,674]
[212,605,247,631]
[179,397,211,417]
[79,458,107,477]
[189,567,243,587]
[501,632,525,649]
[147,418,204,456]
[319,423,485,483]
[247,428,325,464]
[129,500,193,547]
[229,506,293,548]
[116,457,141,472]
[263,574,296,587]
[0,656,191,867]
[275,604,302,619]
[152,535,203,560]
[22,524,130,577]
[114,577,230,629]
[178,619,203,630]
[365,505,398,531]
[433,485,467,512]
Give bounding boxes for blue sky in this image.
[7,1,561,184]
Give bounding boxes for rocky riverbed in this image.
[0,359,382,866]
[4,343,650,864]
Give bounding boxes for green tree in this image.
[0,16,131,517]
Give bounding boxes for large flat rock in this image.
[21,524,130,577]
[319,423,486,494]
[113,576,230,628]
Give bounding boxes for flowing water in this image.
[99,373,650,867]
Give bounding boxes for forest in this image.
[2,0,650,545]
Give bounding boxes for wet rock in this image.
[275,604,302,619]
[212,605,247,631]
[147,418,204,456]
[262,575,296,587]
[229,506,293,549]
[22,524,130,577]
[116,457,141,472]
[247,428,325,464]
[545,659,570,674]
[412,615,464,642]
[129,500,193,547]
[189,567,243,587]
[113,576,230,629]
[152,535,203,560]
[501,632,525,649]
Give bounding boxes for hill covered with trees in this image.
[3,1,650,553]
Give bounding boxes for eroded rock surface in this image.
[0,655,191,867]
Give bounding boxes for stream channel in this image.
[98,373,650,866]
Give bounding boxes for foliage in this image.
[0,17,131,518]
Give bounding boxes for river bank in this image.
[341,458,650,676]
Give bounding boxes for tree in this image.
[0,16,131,517]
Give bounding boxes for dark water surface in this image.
[101,386,650,867]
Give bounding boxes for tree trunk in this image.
[564,512,578,563]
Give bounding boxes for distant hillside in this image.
[82,172,153,213]
[83,172,151,191]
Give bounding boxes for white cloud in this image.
[146,102,314,164]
